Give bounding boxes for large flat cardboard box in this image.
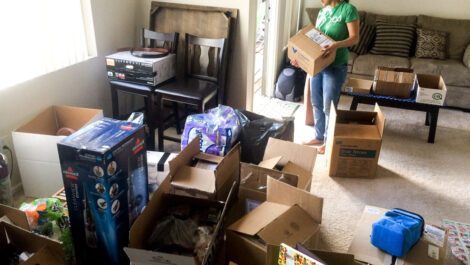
[0,203,29,230]
[125,174,236,265]
[0,221,66,265]
[12,105,103,197]
[415,74,447,106]
[345,78,373,94]
[348,205,448,265]
[373,67,415,98]
[288,25,336,76]
[326,104,385,178]
[169,136,240,200]
[277,244,357,265]
[227,177,324,265]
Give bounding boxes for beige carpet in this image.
[294,96,470,264]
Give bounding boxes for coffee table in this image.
[347,92,440,143]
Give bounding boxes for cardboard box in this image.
[348,206,448,265]
[373,67,415,98]
[57,118,148,265]
[147,151,177,193]
[259,137,317,191]
[227,177,324,265]
[326,104,385,178]
[12,105,103,197]
[278,243,357,265]
[169,137,240,200]
[0,221,66,265]
[345,78,373,94]
[415,74,447,106]
[0,203,30,230]
[288,25,336,76]
[125,174,236,265]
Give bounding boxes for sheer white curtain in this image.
[0,0,96,89]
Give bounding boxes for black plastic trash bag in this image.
[236,110,294,164]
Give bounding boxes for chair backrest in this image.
[185,33,228,100]
[141,28,179,53]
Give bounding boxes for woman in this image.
[293,0,359,154]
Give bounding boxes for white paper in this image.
[304,29,333,48]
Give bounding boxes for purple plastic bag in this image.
[181,105,241,156]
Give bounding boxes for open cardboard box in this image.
[276,244,358,265]
[326,103,385,178]
[169,136,240,200]
[348,205,448,265]
[0,221,65,265]
[0,203,30,230]
[258,137,317,191]
[12,105,103,197]
[345,78,373,94]
[373,67,415,98]
[288,25,336,76]
[227,177,324,265]
[125,174,236,265]
[415,74,447,106]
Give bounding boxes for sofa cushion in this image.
[463,45,470,68]
[350,22,375,55]
[417,15,470,60]
[352,54,410,76]
[411,58,470,87]
[370,21,416,57]
[415,28,448,60]
[364,13,417,27]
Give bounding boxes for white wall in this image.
[136,0,257,110]
[302,0,470,26]
[0,0,139,188]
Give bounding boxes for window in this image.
[0,0,97,89]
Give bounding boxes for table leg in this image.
[110,84,120,119]
[145,95,156,151]
[425,111,430,126]
[156,94,165,151]
[428,108,439,143]
[350,97,359,110]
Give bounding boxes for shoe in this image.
[317,144,326,155]
[302,138,323,145]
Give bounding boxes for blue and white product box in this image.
[57,118,148,265]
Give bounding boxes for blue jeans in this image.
[310,64,348,141]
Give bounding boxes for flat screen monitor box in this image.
[348,205,448,265]
[288,25,336,76]
[227,177,324,265]
[57,118,148,265]
[415,74,447,106]
[373,67,415,98]
[326,104,385,178]
[12,105,103,197]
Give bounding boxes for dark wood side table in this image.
[347,93,441,143]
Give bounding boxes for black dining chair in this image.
[154,33,229,151]
[109,28,179,150]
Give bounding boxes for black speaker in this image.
[274,66,306,102]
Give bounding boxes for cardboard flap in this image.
[240,163,298,191]
[263,138,317,173]
[282,162,312,190]
[258,156,283,169]
[374,104,385,138]
[228,202,290,236]
[258,205,318,246]
[267,177,323,224]
[23,246,65,265]
[215,143,241,190]
[16,107,57,135]
[171,166,216,194]
[54,106,102,131]
[169,137,200,176]
[194,152,223,164]
[0,204,30,230]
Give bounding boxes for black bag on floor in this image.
[236,110,294,164]
[274,66,306,102]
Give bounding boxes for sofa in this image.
[305,8,470,110]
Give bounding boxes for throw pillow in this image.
[415,28,448,59]
[463,44,470,68]
[350,22,375,55]
[370,21,416,57]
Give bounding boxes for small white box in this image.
[416,74,447,106]
[146,151,177,193]
[12,106,103,197]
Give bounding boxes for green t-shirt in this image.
[316,2,359,66]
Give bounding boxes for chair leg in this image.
[156,94,165,151]
[173,102,182,135]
